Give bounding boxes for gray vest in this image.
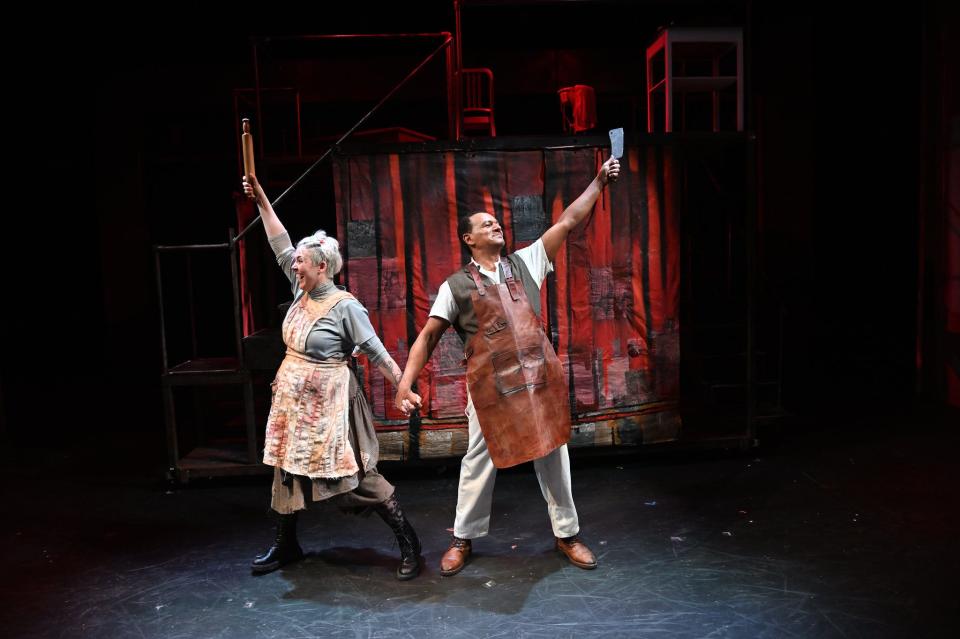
[445,253,542,345]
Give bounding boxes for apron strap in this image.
[500,257,520,301]
[466,263,486,295]
[467,259,520,302]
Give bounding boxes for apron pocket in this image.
[485,317,508,336]
[492,345,547,395]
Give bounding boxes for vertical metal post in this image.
[454,0,463,140]
[155,247,170,373]
[186,253,198,358]
[253,41,264,160]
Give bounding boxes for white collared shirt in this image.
[428,238,554,323]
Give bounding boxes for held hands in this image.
[599,156,621,186]
[394,384,422,417]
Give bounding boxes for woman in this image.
[243,175,421,580]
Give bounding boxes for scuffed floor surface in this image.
[2,413,958,638]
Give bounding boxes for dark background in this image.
[3,0,956,468]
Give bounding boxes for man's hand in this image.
[599,156,621,186]
[395,384,422,416]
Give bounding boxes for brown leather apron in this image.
[463,258,571,468]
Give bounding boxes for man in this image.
[395,155,620,576]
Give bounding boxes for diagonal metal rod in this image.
[233,34,453,244]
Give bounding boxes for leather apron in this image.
[463,258,571,468]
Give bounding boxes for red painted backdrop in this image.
[332,145,680,433]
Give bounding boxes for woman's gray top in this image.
[269,232,389,367]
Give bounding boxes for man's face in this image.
[464,212,505,251]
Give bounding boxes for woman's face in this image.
[292,248,328,292]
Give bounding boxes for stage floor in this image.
[2,411,957,638]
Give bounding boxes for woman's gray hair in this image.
[296,230,343,276]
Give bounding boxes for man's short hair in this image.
[458,212,488,248]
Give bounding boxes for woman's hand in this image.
[242,174,286,238]
[395,384,422,417]
[242,174,268,207]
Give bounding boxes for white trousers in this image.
[453,393,580,539]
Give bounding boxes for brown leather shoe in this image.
[439,536,472,576]
[555,535,597,569]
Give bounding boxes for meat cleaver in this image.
[609,127,624,159]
